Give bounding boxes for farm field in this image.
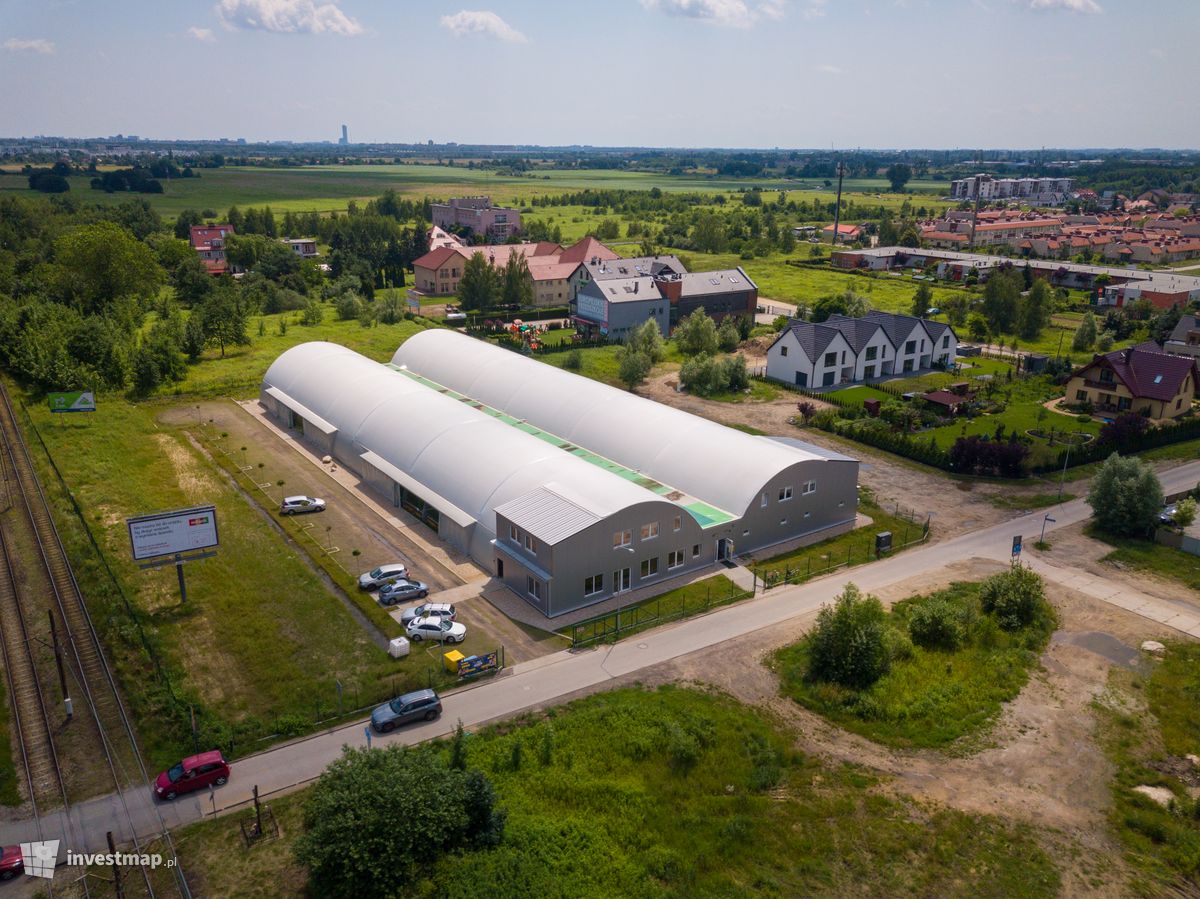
[0,163,949,220]
[173,686,1062,898]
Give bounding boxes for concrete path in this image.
[5,460,1200,857]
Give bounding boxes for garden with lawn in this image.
[771,568,1056,751]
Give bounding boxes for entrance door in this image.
[496,558,504,578]
[716,539,733,561]
[613,568,631,593]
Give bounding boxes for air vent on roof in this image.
[709,277,719,285]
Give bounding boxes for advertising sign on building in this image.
[47,391,96,413]
[127,506,220,561]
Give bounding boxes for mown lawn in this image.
[751,488,926,582]
[771,580,1056,750]
[174,686,1061,899]
[1095,643,1200,892]
[17,394,419,768]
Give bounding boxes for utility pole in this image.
[47,611,72,720]
[831,159,846,246]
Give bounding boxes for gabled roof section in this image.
[822,315,887,353]
[777,320,844,361]
[494,484,602,545]
[1076,342,1199,402]
[863,310,927,347]
[412,245,466,270]
[559,236,619,264]
[1167,314,1200,344]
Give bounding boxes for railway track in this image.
[0,384,187,898]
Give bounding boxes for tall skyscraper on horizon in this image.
[339,124,348,145]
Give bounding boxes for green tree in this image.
[981,268,1021,335]
[806,583,890,689]
[979,566,1047,631]
[675,308,719,356]
[294,745,504,898]
[181,313,206,361]
[908,598,964,651]
[1072,310,1097,352]
[458,252,497,312]
[1173,497,1198,529]
[53,221,164,315]
[501,251,533,309]
[173,209,204,240]
[885,163,913,192]
[1017,278,1052,340]
[910,282,933,318]
[691,214,728,254]
[199,282,250,357]
[942,293,969,328]
[1086,453,1164,537]
[618,349,651,391]
[626,319,665,363]
[717,319,740,352]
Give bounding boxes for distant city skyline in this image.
[2,0,1198,149]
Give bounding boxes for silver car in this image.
[378,579,430,606]
[358,563,410,590]
[280,495,325,515]
[406,616,466,644]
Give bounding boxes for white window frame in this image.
[525,534,538,553]
[668,550,684,570]
[778,485,793,502]
[526,576,542,600]
[692,544,701,558]
[613,529,632,549]
[640,522,659,541]
[509,524,519,543]
[640,557,659,579]
[584,573,604,596]
[673,515,682,532]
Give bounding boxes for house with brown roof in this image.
[189,224,235,275]
[411,236,617,307]
[1066,343,1199,421]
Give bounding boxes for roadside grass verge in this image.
[173,686,1061,898]
[751,488,926,583]
[561,575,751,646]
[1095,643,1200,892]
[1089,526,1200,593]
[770,580,1055,750]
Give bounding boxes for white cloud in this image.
[214,0,363,36]
[3,38,56,54]
[188,26,216,42]
[1022,0,1102,13]
[439,10,528,43]
[801,0,827,19]
[640,0,785,28]
[815,63,842,74]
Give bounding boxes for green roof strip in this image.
[388,363,735,527]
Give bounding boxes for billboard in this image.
[48,391,96,413]
[127,506,219,561]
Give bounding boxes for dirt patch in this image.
[151,432,222,504]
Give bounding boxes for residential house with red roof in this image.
[189,224,235,275]
[1066,343,1199,421]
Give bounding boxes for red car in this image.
[154,750,230,800]
[0,845,22,880]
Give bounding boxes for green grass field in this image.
[772,580,1055,750]
[1096,643,1200,891]
[0,164,950,220]
[174,685,1061,898]
[18,393,425,768]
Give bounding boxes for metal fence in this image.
[568,579,752,648]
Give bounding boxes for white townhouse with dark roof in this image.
[765,311,958,388]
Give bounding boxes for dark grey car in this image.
[378,578,430,606]
[370,689,442,733]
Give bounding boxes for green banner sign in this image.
[47,391,96,413]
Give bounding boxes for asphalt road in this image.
[5,460,1200,859]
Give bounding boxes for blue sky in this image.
[1,0,1197,149]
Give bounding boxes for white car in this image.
[280,496,325,515]
[406,616,466,644]
[358,563,409,590]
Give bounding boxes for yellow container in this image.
[442,649,465,674]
